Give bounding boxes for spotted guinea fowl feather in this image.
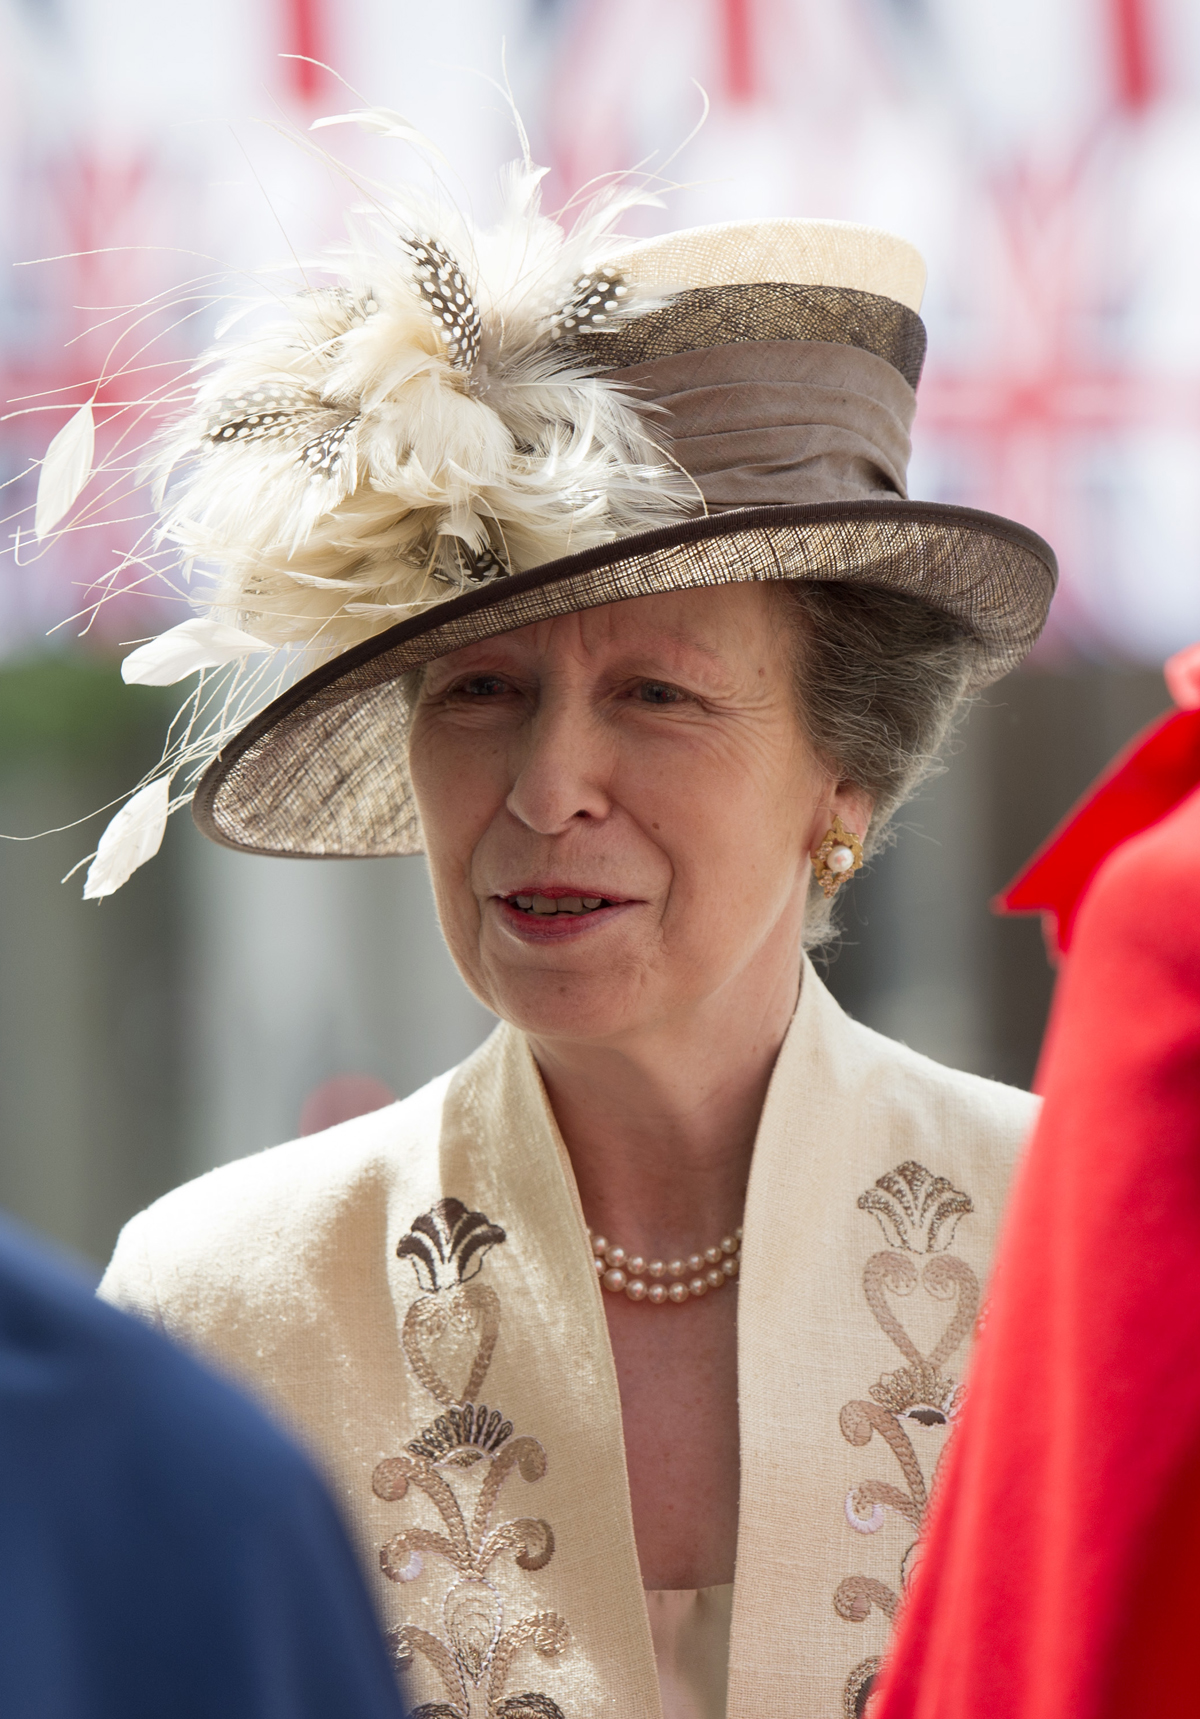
[152,154,690,637]
[44,109,695,894]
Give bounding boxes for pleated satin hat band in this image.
[580,279,923,509]
[187,219,1057,860]
[610,339,917,510]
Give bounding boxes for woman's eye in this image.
[454,675,510,698]
[637,680,685,704]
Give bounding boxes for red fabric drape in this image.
[996,707,1200,954]
[874,783,1200,1719]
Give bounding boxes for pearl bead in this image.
[591,1236,609,1257]
[648,1261,666,1279]
[593,1256,606,1274]
[668,1282,690,1304]
[722,1256,739,1277]
[721,1236,738,1255]
[627,1256,646,1277]
[687,1253,704,1274]
[647,1283,668,1305]
[605,1245,626,1269]
[603,1268,627,1293]
[688,1276,708,1297]
[828,843,855,874]
[705,1246,723,1266]
[705,1267,724,1288]
[625,1278,647,1301]
[667,1260,686,1279]
[734,1226,743,1241]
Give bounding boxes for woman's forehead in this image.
[430,582,785,670]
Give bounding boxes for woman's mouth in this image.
[507,894,610,916]
[493,887,633,939]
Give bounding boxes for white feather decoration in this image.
[310,108,448,161]
[121,618,271,686]
[35,107,699,896]
[83,778,171,900]
[151,124,696,659]
[35,402,95,539]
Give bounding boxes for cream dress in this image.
[646,1586,733,1719]
[100,960,1035,1719]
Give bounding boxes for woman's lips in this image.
[492,889,635,941]
[509,892,607,915]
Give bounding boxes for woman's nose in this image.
[504,690,612,835]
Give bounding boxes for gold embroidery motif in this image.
[843,1656,884,1719]
[836,1163,980,1718]
[404,1286,503,1408]
[377,1199,569,1719]
[856,1162,973,1253]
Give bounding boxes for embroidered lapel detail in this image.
[376,1198,570,1719]
[353,983,1023,1719]
[835,1162,980,1719]
[727,962,1029,1719]
[397,1200,506,1406]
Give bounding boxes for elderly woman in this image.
[97,164,1055,1719]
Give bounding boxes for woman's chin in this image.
[478,945,658,1044]
[493,988,649,1044]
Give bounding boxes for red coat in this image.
[874,781,1200,1719]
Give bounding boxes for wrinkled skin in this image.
[410,582,871,1588]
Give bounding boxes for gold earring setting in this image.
[812,815,864,899]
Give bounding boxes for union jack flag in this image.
[3,0,1198,664]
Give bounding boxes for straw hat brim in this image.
[192,497,1056,859]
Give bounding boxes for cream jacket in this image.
[100,962,1036,1719]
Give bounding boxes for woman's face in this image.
[409,583,869,1047]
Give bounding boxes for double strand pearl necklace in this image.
[587,1226,742,1305]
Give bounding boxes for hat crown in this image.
[610,218,926,312]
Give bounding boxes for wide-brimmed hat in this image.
[192,217,1054,862]
[56,148,1055,891]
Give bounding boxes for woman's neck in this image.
[526,962,802,1260]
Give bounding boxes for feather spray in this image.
[27,110,698,895]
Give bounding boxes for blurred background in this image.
[1,0,1196,1265]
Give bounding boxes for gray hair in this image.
[771,581,978,949]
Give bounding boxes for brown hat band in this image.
[609,338,917,512]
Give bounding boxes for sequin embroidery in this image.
[377,1199,568,1719]
[835,1163,980,1717]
